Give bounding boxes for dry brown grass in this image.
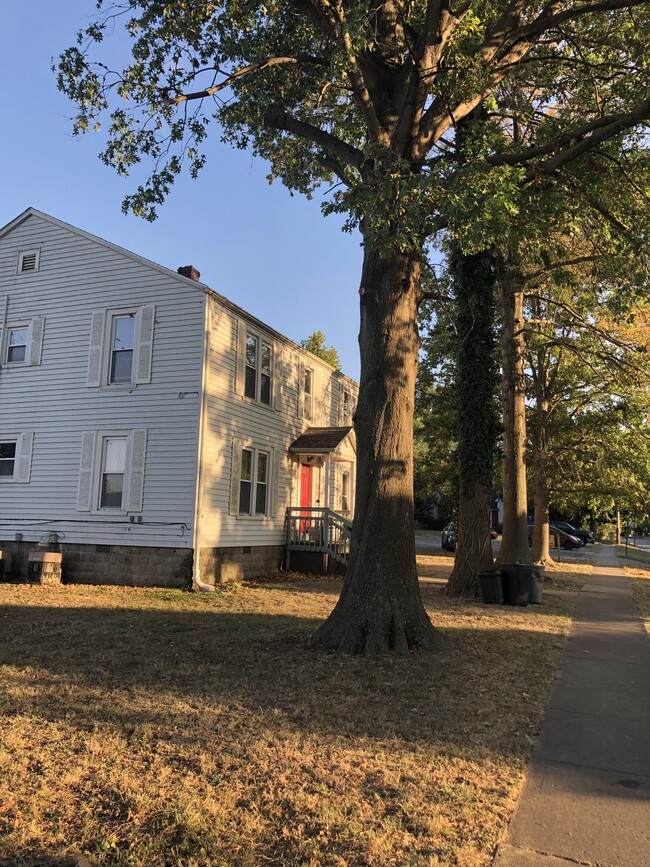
[0,556,577,867]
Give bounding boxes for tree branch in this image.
[264,113,365,169]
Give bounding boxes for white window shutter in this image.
[229,437,244,515]
[17,432,34,482]
[235,319,246,394]
[77,431,96,511]
[28,316,45,366]
[87,311,105,387]
[134,305,155,384]
[127,429,148,512]
[273,344,283,411]
[270,448,282,517]
[0,297,6,358]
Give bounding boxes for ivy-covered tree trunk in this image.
[310,245,446,655]
[531,355,551,564]
[447,247,498,596]
[497,263,532,566]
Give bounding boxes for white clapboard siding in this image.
[0,211,204,548]
[196,295,359,550]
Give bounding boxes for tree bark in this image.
[446,246,498,596]
[310,245,447,655]
[496,263,532,566]
[531,357,551,564]
[448,484,494,596]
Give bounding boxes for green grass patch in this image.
[0,561,577,866]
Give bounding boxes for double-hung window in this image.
[99,436,128,508]
[0,433,34,483]
[238,322,275,407]
[86,306,155,387]
[1,318,45,368]
[244,333,272,405]
[109,315,136,384]
[0,441,16,477]
[7,327,27,363]
[303,367,314,421]
[341,471,350,513]
[77,429,147,513]
[342,389,351,424]
[238,447,269,515]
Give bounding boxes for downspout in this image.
[192,294,215,592]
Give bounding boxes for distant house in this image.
[0,209,357,587]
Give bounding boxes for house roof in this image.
[0,208,359,388]
[288,426,353,454]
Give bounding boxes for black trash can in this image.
[501,563,531,606]
[530,565,545,604]
[479,569,504,604]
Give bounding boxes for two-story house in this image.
[0,209,358,587]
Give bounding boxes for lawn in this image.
[0,557,577,867]
[622,561,650,632]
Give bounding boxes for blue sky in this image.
[0,2,363,377]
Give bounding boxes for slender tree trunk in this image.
[310,245,446,655]
[447,247,498,596]
[616,506,621,544]
[496,263,532,566]
[531,359,551,564]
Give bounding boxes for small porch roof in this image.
[288,426,353,455]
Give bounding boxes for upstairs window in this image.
[7,327,27,363]
[109,314,136,384]
[303,367,314,421]
[241,330,273,406]
[86,306,155,387]
[245,335,257,399]
[2,319,45,368]
[343,390,350,423]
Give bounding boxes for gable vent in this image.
[18,250,39,273]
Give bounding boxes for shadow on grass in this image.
[1,597,569,760]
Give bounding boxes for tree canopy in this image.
[300,330,342,369]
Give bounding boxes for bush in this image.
[597,522,617,543]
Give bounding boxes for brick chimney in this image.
[177,265,201,282]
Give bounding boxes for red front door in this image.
[300,464,312,533]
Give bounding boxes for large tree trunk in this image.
[448,484,494,596]
[310,245,446,655]
[531,358,551,564]
[496,264,532,566]
[447,247,498,596]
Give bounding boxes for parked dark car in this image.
[550,521,595,545]
[441,522,457,551]
[528,524,582,550]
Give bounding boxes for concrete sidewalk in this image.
[494,545,650,867]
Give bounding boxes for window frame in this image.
[4,324,29,365]
[98,435,129,511]
[241,326,274,407]
[303,366,314,422]
[87,306,155,388]
[341,470,350,514]
[238,446,271,517]
[342,389,351,425]
[90,430,135,513]
[0,439,18,479]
